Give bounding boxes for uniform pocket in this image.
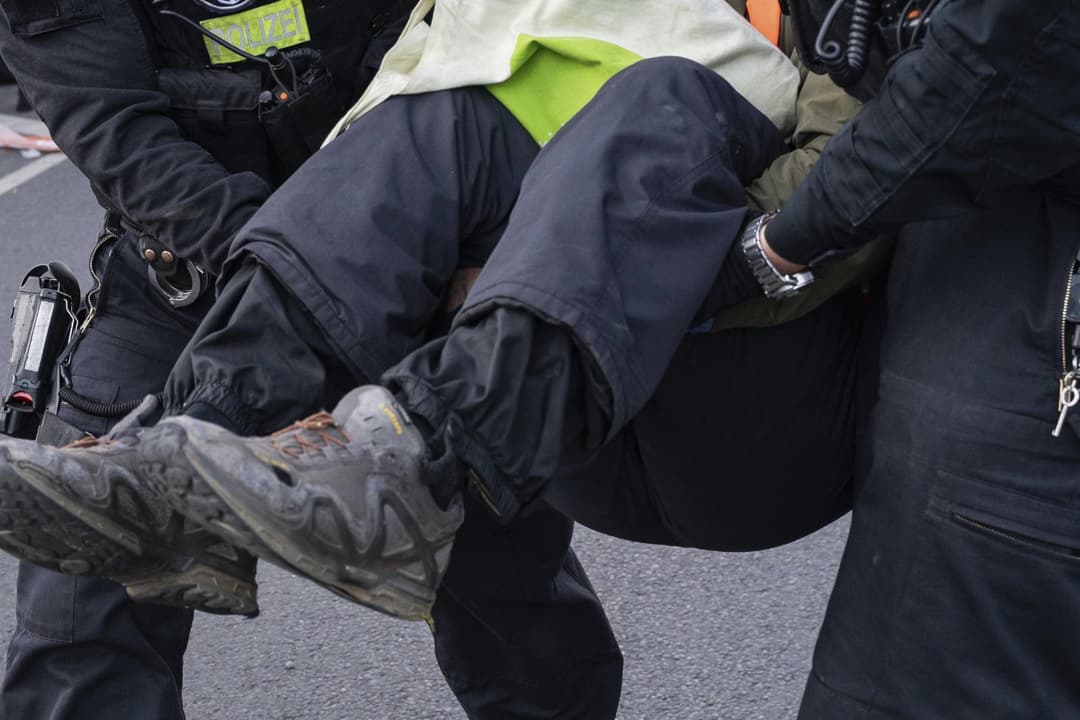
[157,68,274,179]
[1,0,102,36]
[879,470,1080,715]
[14,563,75,643]
[948,508,1080,564]
[930,470,1080,559]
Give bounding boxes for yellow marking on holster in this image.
[379,404,404,435]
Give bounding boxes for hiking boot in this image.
[0,402,258,616]
[138,385,464,622]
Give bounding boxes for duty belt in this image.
[104,212,208,308]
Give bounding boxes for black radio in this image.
[783,0,939,101]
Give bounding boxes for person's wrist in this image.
[739,213,815,300]
[759,224,806,276]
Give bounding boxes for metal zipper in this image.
[953,512,1080,561]
[1052,257,1079,437]
[78,230,115,333]
[466,468,502,521]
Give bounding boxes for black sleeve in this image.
[0,0,270,275]
[766,0,1080,265]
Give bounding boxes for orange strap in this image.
[746,0,782,47]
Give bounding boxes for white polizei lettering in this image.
[243,16,265,47]
[281,7,297,40]
[293,3,306,37]
[202,2,308,62]
[265,12,282,44]
[207,29,228,60]
[225,25,245,50]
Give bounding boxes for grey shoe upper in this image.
[0,397,259,615]
[144,385,464,621]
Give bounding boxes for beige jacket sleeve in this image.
[709,15,892,332]
[723,2,862,208]
[746,68,862,210]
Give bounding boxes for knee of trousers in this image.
[599,56,782,169]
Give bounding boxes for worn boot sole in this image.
[139,420,458,622]
[0,444,258,616]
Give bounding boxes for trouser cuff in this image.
[388,374,525,523]
[171,382,260,436]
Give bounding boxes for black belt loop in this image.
[103,210,123,238]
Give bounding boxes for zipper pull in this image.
[1053,371,1079,437]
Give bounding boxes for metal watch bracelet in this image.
[739,211,815,300]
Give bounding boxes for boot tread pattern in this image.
[0,444,259,615]
[140,419,459,622]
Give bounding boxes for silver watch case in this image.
[739,212,814,300]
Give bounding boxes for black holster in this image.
[1,263,80,440]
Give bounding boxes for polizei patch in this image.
[199,0,311,64]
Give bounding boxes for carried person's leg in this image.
[0,84,538,593]
[136,53,787,580]
[131,86,540,620]
[132,55,786,589]
[386,56,786,520]
[546,286,864,551]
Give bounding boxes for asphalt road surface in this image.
[0,85,849,720]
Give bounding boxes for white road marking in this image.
[0,153,69,197]
[0,111,68,196]
[0,111,49,137]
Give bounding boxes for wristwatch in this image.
[739,211,815,299]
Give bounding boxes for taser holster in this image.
[1,263,80,439]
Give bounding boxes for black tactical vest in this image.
[132,0,410,184]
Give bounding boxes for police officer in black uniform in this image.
[0,0,415,715]
[751,0,1080,716]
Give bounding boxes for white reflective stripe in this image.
[23,297,55,373]
[0,154,68,197]
[0,112,49,137]
[9,293,36,367]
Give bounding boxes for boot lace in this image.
[66,436,102,449]
[270,411,351,459]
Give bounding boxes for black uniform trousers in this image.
[798,192,1080,719]
[163,57,865,717]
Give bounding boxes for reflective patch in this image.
[193,0,256,12]
[199,0,310,65]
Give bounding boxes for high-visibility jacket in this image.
[326,0,800,144]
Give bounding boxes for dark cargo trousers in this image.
[161,57,865,715]
[798,192,1080,719]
